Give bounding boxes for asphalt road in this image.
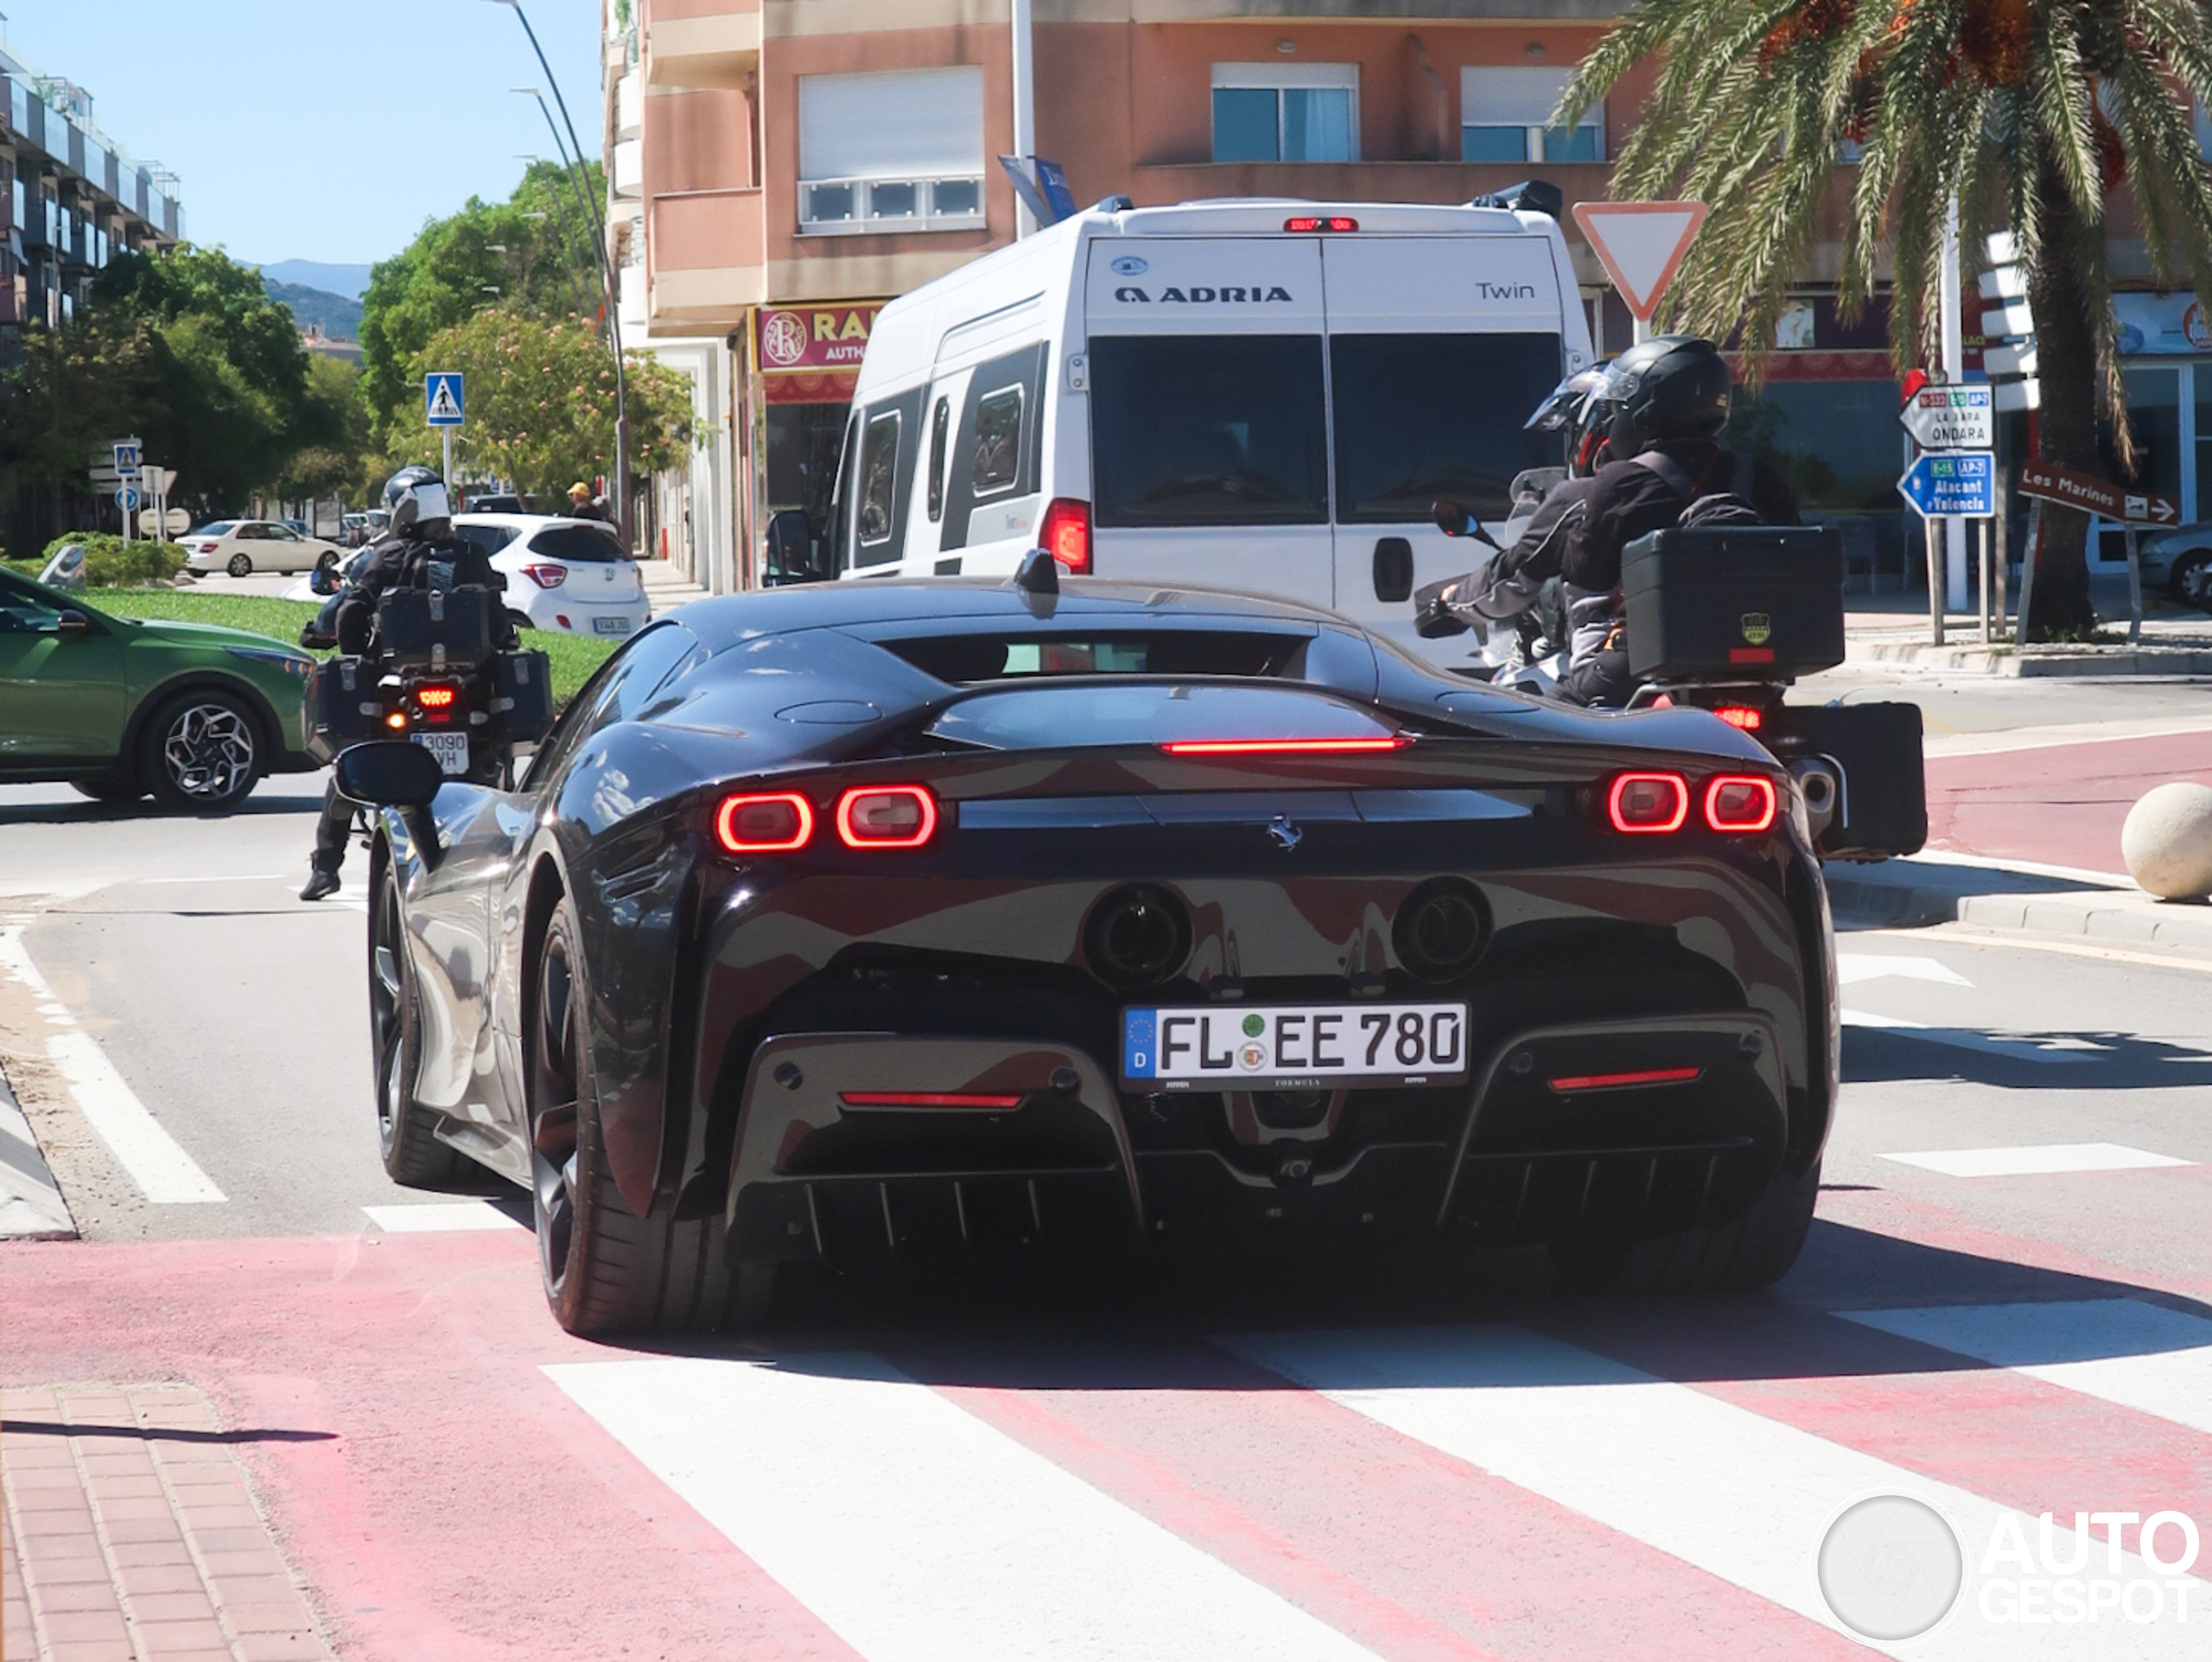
[4,699,2211,1658]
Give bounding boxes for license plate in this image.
[411,731,469,776]
[1122,1003,1469,1090]
[593,614,632,635]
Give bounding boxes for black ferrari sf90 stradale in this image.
[349,567,1838,1334]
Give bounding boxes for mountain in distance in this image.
[256,258,373,301]
[262,277,365,345]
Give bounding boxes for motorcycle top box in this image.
[1622,525,1847,683]
[375,585,495,671]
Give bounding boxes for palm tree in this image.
[1560,0,2212,638]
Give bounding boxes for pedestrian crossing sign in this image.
[425,373,465,427]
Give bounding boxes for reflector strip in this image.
[1548,1066,1703,1093]
[1726,646,1776,665]
[1159,737,1405,755]
[840,1092,1025,1110]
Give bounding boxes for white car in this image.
[184,519,346,578]
[451,513,651,638]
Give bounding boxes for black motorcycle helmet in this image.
[382,465,453,539]
[1594,334,1732,456]
[1525,367,1611,476]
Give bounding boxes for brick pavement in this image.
[2,1384,334,1662]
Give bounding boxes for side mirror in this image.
[309,566,339,596]
[334,740,444,808]
[54,609,93,639]
[765,509,821,584]
[1431,500,1503,551]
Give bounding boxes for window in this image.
[1332,334,1565,523]
[1211,64,1358,163]
[931,682,1393,752]
[798,67,986,234]
[970,386,1023,496]
[1461,67,1602,163]
[855,409,902,550]
[883,629,1304,685]
[1090,335,1328,528]
[926,397,950,521]
[524,525,624,564]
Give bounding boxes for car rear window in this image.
[196,521,238,537]
[454,524,521,558]
[1090,335,1327,528]
[882,630,1306,684]
[530,525,626,563]
[1331,333,1562,523]
[928,682,1395,751]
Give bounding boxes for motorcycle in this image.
[1419,493,1928,860]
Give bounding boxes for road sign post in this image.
[1570,201,1707,345]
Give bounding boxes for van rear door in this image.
[1083,239,1332,609]
[1321,235,1574,655]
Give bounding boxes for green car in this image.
[0,566,320,812]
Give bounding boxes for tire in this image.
[505,610,534,636]
[369,863,471,1188]
[2171,551,2212,613]
[226,551,253,578]
[138,690,263,812]
[529,898,773,1336]
[1548,1156,1821,1294]
[70,776,143,804]
[316,549,340,578]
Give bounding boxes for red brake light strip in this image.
[839,1091,1024,1110]
[1548,1066,1704,1093]
[1160,737,1406,755]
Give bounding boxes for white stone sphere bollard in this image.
[2120,781,2212,900]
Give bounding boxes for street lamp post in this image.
[486,0,632,548]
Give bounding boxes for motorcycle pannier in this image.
[376,585,494,670]
[303,657,386,764]
[1621,525,1846,682]
[491,648,555,743]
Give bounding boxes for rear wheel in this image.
[138,690,263,812]
[530,898,773,1335]
[370,863,471,1188]
[226,551,253,578]
[1548,1156,1821,1294]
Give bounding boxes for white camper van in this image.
[806,198,1594,658]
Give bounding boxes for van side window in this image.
[856,409,902,551]
[926,396,950,522]
[971,385,1024,496]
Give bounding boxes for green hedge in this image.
[35,532,189,588]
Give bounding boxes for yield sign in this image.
[1571,200,1708,322]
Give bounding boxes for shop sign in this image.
[755,302,886,373]
[2113,292,2212,355]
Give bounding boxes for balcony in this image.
[613,137,645,200]
[615,71,641,142]
[645,0,760,92]
[649,186,765,328]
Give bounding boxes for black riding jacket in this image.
[1563,441,1802,595]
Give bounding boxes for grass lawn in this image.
[86,589,620,705]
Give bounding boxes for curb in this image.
[0,1057,76,1241]
[1846,638,2212,677]
[1824,858,2212,954]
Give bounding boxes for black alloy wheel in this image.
[370,864,469,1187]
[139,691,262,812]
[530,920,587,1308]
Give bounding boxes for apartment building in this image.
[602,1,2204,592]
[0,47,184,340]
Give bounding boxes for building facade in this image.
[0,47,184,341]
[599,1,2205,593]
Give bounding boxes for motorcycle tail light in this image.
[1713,705,1763,730]
[410,680,461,725]
[715,793,813,853]
[523,564,569,589]
[1605,772,1689,833]
[836,785,938,849]
[1703,774,1778,833]
[385,711,408,730]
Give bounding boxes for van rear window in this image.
[1090,335,1326,528]
[1332,333,1563,523]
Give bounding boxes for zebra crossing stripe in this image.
[543,1353,1385,1662]
[1840,1299,2212,1440]
[1225,1325,2201,1659]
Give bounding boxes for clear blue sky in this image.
[6,0,602,268]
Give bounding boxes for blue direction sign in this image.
[425,372,465,427]
[1898,450,1995,519]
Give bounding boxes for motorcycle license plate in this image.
[412,732,470,776]
[593,614,632,635]
[1122,1003,1469,1090]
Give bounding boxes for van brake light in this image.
[1039,498,1090,574]
[1284,216,1358,232]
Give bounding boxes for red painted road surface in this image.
[1927,730,2212,872]
[6,1185,2210,1661]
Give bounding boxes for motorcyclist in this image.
[299,466,515,901]
[1415,366,1610,648]
[1559,335,1800,708]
